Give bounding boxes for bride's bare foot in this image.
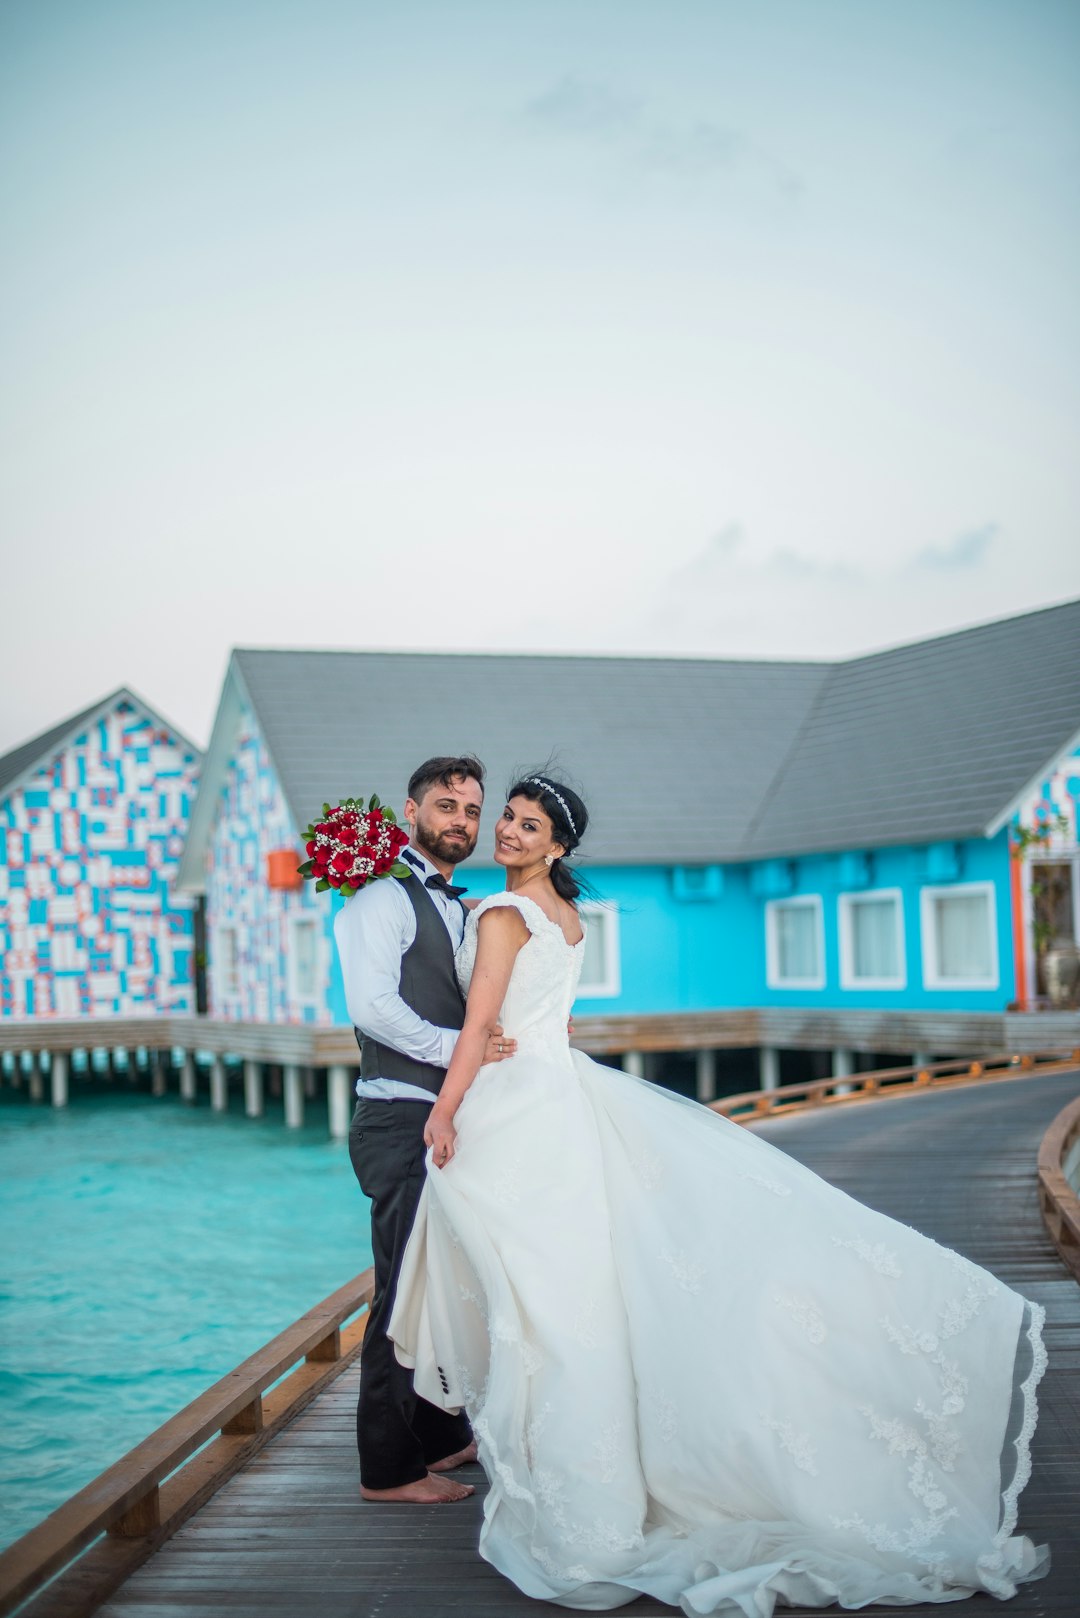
[361,1472,474,1503]
[428,1440,478,1472]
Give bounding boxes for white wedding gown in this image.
[388,893,1049,1615]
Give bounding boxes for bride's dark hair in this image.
[506,771,591,903]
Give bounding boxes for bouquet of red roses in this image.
[298,794,411,898]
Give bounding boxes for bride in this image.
[387,773,1049,1616]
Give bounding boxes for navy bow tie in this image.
[401,849,467,900]
[426,872,468,901]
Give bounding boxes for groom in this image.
[334,755,515,1503]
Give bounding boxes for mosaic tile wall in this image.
[203,704,330,1023]
[1020,744,1080,844]
[0,700,199,1018]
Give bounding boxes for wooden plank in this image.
[5,1010,1079,1063]
[86,1068,1080,1618]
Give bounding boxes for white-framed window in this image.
[287,913,323,1006]
[577,904,620,998]
[920,882,999,990]
[839,888,906,990]
[765,895,825,989]
[216,924,240,1000]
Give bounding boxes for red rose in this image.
[331,851,352,874]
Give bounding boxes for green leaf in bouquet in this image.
[369,793,381,811]
[297,860,315,877]
[340,883,356,898]
[389,861,412,880]
[315,877,331,893]
[322,803,331,817]
[382,805,397,823]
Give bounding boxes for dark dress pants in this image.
[348,1097,472,1489]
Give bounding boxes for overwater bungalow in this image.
[173,598,1080,1095]
[0,689,201,1022]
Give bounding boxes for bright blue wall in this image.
[323,831,1016,1022]
[469,833,1016,1015]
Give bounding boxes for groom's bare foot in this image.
[361,1471,474,1503]
[428,1440,478,1471]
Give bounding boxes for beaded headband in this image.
[526,778,577,837]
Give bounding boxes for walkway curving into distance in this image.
[92,1068,1080,1618]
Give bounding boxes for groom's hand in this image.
[485,1025,516,1063]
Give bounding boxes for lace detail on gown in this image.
[387,889,1049,1615]
[455,891,584,1067]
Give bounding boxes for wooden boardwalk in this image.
[94,1069,1080,1618]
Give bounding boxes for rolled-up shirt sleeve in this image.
[333,881,459,1069]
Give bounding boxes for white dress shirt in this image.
[333,844,467,1103]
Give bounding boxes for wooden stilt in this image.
[284,1064,304,1129]
[327,1066,352,1139]
[244,1060,264,1118]
[179,1053,196,1103]
[51,1051,69,1109]
[209,1057,227,1112]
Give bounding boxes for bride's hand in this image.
[425,1107,457,1169]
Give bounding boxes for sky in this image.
[1,0,1078,756]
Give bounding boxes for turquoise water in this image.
[0,1092,371,1551]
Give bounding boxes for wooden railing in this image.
[0,1268,375,1618]
[1037,1094,1080,1284]
[709,1048,1080,1123]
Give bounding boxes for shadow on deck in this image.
[30,1070,1080,1617]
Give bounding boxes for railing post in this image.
[110,1484,161,1537]
[759,1046,780,1092]
[695,1049,717,1102]
[327,1066,352,1139]
[622,1051,645,1080]
[51,1051,69,1109]
[307,1327,342,1362]
[222,1394,264,1434]
[244,1060,264,1118]
[284,1064,304,1128]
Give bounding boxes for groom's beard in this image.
[414,816,477,867]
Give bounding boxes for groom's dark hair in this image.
[408,755,486,801]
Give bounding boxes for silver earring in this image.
[544,854,555,867]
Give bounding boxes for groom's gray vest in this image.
[354,872,466,1098]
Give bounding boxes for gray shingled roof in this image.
[231,650,829,867]
[0,689,201,803]
[211,598,1079,869]
[745,598,1080,857]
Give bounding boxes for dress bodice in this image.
[456,892,584,1067]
